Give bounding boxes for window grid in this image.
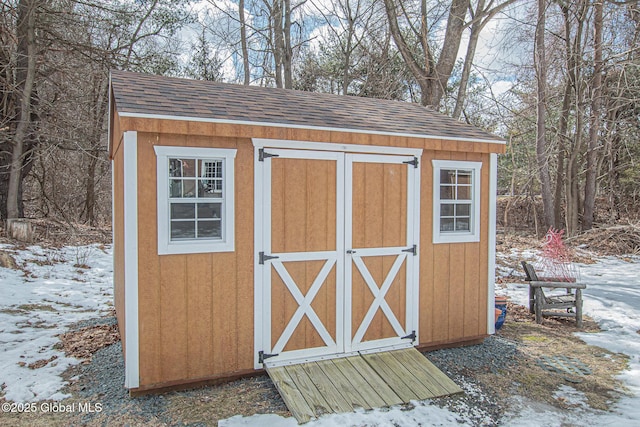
[439,169,473,233]
[168,158,225,241]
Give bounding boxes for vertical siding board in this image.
[418,150,435,345]
[113,139,126,352]
[235,141,255,370]
[431,151,452,343]
[463,242,481,337]
[186,253,214,378]
[212,251,239,373]
[159,255,189,382]
[137,133,162,385]
[431,244,450,343]
[448,244,465,340]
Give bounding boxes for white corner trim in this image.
[252,138,424,157]
[487,153,498,335]
[123,131,140,389]
[154,146,237,255]
[253,145,265,369]
[117,111,506,145]
[432,160,483,244]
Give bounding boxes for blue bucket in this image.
[495,296,507,330]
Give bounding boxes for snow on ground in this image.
[0,244,113,402]
[223,251,640,426]
[1,243,639,426]
[500,252,640,426]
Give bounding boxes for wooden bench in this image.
[521,261,586,328]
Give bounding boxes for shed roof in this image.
[110,70,504,144]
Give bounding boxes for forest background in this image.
[1,0,639,240]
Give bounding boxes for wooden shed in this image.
[109,70,505,394]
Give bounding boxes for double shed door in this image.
[257,148,420,366]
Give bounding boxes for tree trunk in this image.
[427,0,468,108]
[239,0,251,85]
[583,0,603,230]
[283,0,293,89]
[384,0,468,109]
[453,0,483,120]
[7,0,37,220]
[534,0,555,229]
[272,0,284,88]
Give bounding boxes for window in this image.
[432,160,482,243]
[155,146,236,254]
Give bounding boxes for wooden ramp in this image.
[265,348,463,423]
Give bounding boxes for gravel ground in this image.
[426,335,521,425]
[60,316,523,426]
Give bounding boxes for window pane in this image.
[440,169,455,184]
[171,203,195,219]
[169,159,183,177]
[182,159,196,177]
[197,203,221,219]
[456,218,470,231]
[170,180,183,197]
[440,186,454,200]
[199,179,223,198]
[198,220,222,239]
[200,160,223,178]
[440,204,454,216]
[171,221,195,239]
[457,171,472,185]
[456,204,470,216]
[440,218,455,232]
[457,186,471,200]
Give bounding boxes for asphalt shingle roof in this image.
[110,70,503,144]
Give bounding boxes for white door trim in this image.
[253,143,422,369]
[344,153,420,353]
[254,148,344,368]
[252,138,423,157]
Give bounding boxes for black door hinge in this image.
[403,157,419,168]
[259,148,279,162]
[402,244,417,256]
[402,330,416,343]
[259,251,279,265]
[259,351,279,363]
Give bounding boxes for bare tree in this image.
[383,0,469,108]
[582,0,603,230]
[6,0,38,222]
[453,0,519,120]
[534,0,555,229]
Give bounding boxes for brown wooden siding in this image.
[112,133,126,354]
[418,150,490,347]
[136,132,255,388]
[116,117,505,155]
[112,111,498,389]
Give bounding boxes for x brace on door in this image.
[271,257,337,355]
[351,253,408,347]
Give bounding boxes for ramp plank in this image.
[267,366,315,424]
[265,348,462,424]
[331,357,388,409]
[285,364,333,417]
[343,355,404,406]
[300,362,354,413]
[389,349,449,396]
[361,351,420,402]
[320,359,373,410]
[401,348,463,395]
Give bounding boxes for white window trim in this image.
[432,159,482,244]
[155,146,237,255]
